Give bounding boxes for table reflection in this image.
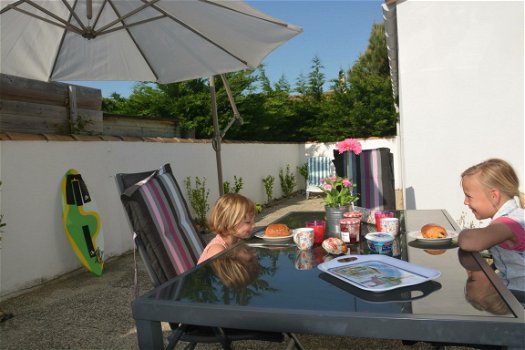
[211,245,260,289]
[458,249,511,315]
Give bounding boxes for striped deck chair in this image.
[116,164,300,350]
[333,148,395,211]
[117,164,203,286]
[306,156,334,199]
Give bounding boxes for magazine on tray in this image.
[317,255,441,292]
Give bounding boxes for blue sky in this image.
[73,0,384,98]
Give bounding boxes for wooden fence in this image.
[103,114,179,138]
[0,74,103,134]
[0,74,179,138]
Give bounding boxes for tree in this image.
[155,78,210,137]
[307,55,325,101]
[274,75,291,93]
[102,92,129,114]
[320,22,398,139]
[292,56,328,141]
[100,23,397,142]
[257,65,273,95]
[355,23,391,77]
[294,73,308,97]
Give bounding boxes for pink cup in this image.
[374,211,394,231]
[306,220,326,245]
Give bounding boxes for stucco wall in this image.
[396,1,524,226]
[0,137,398,298]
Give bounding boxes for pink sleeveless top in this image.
[197,235,229,264]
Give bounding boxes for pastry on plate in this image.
[264,223,290,237]
[421,223,447,239]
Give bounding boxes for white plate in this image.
[254,231,293,242]
[407,230,459,245]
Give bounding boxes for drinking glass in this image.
[374,211,395,231]
[305,220,326,245]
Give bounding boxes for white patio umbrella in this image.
[0,0,302,192]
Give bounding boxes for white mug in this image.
[293,228,314,250]
[380,217,399,237]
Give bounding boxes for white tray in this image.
[317,255,441,292]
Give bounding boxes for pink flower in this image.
[335,138,362,155]
[319,175,359,207]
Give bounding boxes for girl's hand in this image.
[458,223,516,251]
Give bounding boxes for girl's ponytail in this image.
[518,192,525,209]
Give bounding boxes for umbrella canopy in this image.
[0,0,301,195]
[0,0,302,83]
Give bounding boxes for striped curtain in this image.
[333,148,395,211]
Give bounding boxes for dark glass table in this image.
[132,210,525,349]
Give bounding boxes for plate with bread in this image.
[254,223,293,242]
[408,223,459,245]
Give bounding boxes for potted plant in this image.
[320,176,359,209]
[320,138,362,236]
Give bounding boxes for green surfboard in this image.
[61,169,104,276]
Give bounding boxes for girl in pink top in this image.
[197,193,256,264]
[458,159,525,293]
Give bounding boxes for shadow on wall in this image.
[405,186,416,209]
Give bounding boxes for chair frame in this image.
[116,164,303,350]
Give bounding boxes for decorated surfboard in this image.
[61,169,104,276]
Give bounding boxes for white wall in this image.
[0,137,398,298]
[397,1,524,225]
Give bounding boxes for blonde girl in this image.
[458,158,525,292]
[197,193,256,264]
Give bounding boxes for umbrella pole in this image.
[210,74,244,197]
[209,76,224,195]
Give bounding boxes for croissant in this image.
[421,224,447,239]
[264,224,289,237]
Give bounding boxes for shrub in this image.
[262,175,275,204]
[279,165,296,198]
[297,163,308,185]
[184,176,210,232]
[223,176,243,194]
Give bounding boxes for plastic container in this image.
[365,232,394,255]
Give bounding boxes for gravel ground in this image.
[0,194,477,350]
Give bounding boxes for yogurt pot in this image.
[365,232,394,255]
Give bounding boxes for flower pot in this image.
[325,205,350,238]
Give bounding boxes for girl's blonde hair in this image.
[208,193,256,236]
[465,287,510,315]
[461,158,525,208]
